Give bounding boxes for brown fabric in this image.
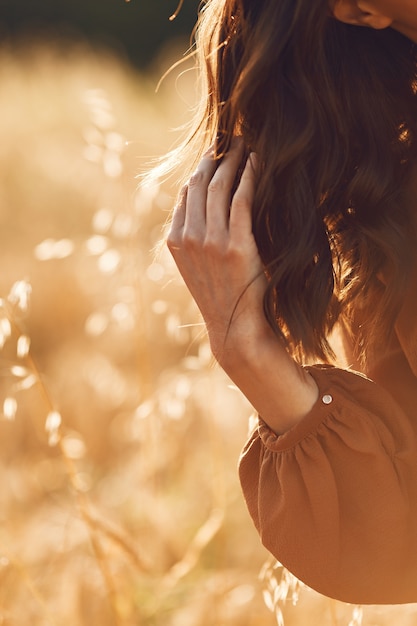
[238,276,417,604]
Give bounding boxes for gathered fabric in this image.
[239,264,417,605]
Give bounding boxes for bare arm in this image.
[167,139,318,434]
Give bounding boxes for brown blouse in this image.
[239,264,417,605]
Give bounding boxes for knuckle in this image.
[232,193,250,212]
[175,185,188,205]
[167,231,181,251]
[188,170,205,188]
[207,177,226,195]
[225,240,244,260]
[202,236,220,254]
[182,229,203,249]
[202,233,229,257]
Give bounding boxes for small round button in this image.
[322,394,333,405]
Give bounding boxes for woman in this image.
[165,0,417,604]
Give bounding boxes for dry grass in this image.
[1,35,417,626]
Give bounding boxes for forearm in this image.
[168,140,318,435]
[214,326,319,435]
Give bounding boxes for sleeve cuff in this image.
[258,365,368,452]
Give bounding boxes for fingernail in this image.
[203,144,216,157]
[249,152,258,167]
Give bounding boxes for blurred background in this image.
[0,2,415,625]
[0,0,198,69]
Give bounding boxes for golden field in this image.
[1,35,417,626]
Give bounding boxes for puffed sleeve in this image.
[238,365,417,605]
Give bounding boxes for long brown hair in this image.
[162,0,417,364]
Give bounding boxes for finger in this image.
[206,138,246,235]
[184,149,218,236]
[229,153,257,237]
[172,185,188,229]
[167,185,188,250]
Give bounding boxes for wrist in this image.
[210,318,278,369]
[210,322,319,435]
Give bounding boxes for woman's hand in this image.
[167,139,268,361]
[167,139,318,434]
